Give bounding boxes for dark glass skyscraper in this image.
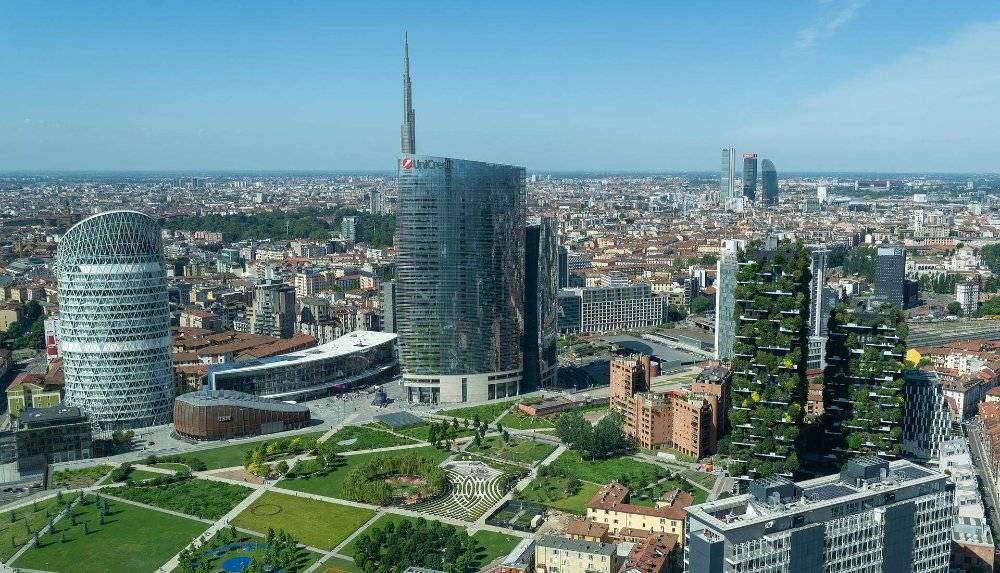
[875,246,907,308]
[742,153,758,200]
[396,156,526,403]
[523,218,559,392]
[760,158,778,205]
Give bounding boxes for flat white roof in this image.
[210,330,397,376]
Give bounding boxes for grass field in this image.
[387,422,477,442]
[174,528,324,573]
[14,495,208,573]
[549,450,665,486]
[321,425,419,452]
[0,496,60,563]
[109,477,253,520]
[465,436,556,464]
[438,400,516,423]
[161,431,326,470]
[470,530,520,566]
[323,555,364,573]
[277,446,451,499]
[126,469,167,482]
[497,410,555,430]
[232,491,374,550]
[629,477,707,505]
[339,513,421,558]
[152,462,190,472]
[517,479,600,514]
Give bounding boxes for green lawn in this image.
[340,513,422,558]
[471,530,521,567]
[277,446,451,499]
[497,410,555,430]
[232,491,374,551]
[126,469,168,482]
[321,425,419,452]
[388,422,477,442]
[438,400,516,422]
[162,431,325,470]
[517,478,600,514]
[323,555,364,573]
[465,436,556,464]
[549,450,666,486]
[629,478,707,506]
[0,496,60,563]
[14,495,208,573]
[152,462,190,472]
[681,469,717,490]
[108,477,253,520]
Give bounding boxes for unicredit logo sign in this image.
[400,158,447,170]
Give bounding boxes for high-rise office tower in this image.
[824,303,907,462]
[396,156,526,403]
[685,458,953,573]
[713,239,744,360]
[523,218,559,392]
[719,148,735,201]
[380,280,397,334]
[58,211,173,430]
[741,153,757,200]
[250,280,297,339]
[727,239,811,479]
[400,33,415,154]
[760,158,778,205]
[901,370,951,461]
[874,246,906,308]
[557,246,569,289]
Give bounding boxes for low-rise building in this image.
[938,438,994,573]
[6,372,63,418]
[15,406,92,471]
[618,532,678,573]
[173,390,311,441]
[535,536,619,573]
[586,482,691,542]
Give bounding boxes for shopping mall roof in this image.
[210,330,397,376]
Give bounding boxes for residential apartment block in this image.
[558,284,664,334]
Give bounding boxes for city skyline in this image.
[3,1,1000,172]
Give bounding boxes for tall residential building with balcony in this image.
[684,457,953,573]
[249,280,297,339]
[57,211,173,430]
[955,281,980,316]
[806,243,830,370]
[727,240,812,479]
[901,370,951,462]
[823,303,907,462]
[557,284,663,334]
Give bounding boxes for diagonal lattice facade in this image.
[57,210,173,430]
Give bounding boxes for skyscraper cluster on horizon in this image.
[720,148,779,208]
[393,37,558,403]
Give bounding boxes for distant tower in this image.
[760,159,778,205]
[720,148,736,202]
[742,153,757,200]
[401,33,416,154]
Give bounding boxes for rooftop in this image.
[175,389,309,413]
[536,535,616,557]
[210,330,397,376]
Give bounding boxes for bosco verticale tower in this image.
[726,239,812,479]
[57,211,173,430]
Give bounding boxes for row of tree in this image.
[554,411,633,460]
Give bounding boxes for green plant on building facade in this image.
[823,303,907,463]
[725,240,812,479]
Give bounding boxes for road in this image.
[966,420,1000,542]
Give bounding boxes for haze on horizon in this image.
[2,1,999,173]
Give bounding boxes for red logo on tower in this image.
[401,158,414,169]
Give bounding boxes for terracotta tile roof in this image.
[586,482,690,521]
[566,519,609,539]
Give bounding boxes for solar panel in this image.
[893,466,932,481]
[803,484,855,501]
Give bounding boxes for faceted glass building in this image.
[742,153,758,200]
[760,158,778,205]
[57,211,173,430]
[396,155,526,403]
[523,217,559,392]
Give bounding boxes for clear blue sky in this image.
[2,1,999,172]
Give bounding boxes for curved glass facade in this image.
[57,211,173,430]
[761,159,778,205]
[396,155,525,402]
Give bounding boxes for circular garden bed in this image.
[343,454,446,505]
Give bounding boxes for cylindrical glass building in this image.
[396,155,525,403]
[57,211,173,430]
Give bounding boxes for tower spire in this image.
[401,32,416,154]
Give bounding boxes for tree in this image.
[690,296,712,314]
[554,411,594,455]
[275,460,290,475]
[947,301,963,316]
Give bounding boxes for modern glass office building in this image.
[742,153,758,200]
[523,217,559,392]
[761,158,778,205]
[57,211,173,430]
[396,155,526,403]
[720,148,735,201]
